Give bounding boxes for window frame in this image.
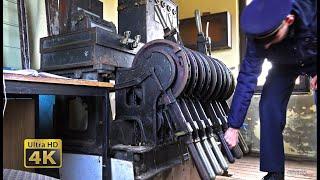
[255,74,311,95]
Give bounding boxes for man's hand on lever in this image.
[310,75,317,90]
[224,127,240,148]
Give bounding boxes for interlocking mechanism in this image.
[111,39,248,179]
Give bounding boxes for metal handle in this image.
[209,136,229,171]
[231,144,243,159]
[205,21,210,38]
[205,22,212,56]
[203,102,235,163]
[195,9,203,34]
[202,139,223,175]
[155,4,168,29]
[166,100,215,179]
[238,132,250,154]
[217,101,250,155]
[217,131,235,163]
[187,143,213,180]
[195,141,216,179]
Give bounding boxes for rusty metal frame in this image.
[45,0,60,36]
[17,0,31,69]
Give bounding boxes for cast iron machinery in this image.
[41,0,249,179]
[110,7,249,179]
[111,38,247,179]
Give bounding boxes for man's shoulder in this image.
[292,0,317,17]
[244,39,267,59]
[292,0,317,33]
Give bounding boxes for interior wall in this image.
[25,0,47,70]
[102,0,118,31]
[175,0,240,70]
[26,0,119,70]
[243,93,317,160]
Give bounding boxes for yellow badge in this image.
[24,139,62,168]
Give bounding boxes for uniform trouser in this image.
[259,63,316,172]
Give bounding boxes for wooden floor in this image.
[216,156,317,180]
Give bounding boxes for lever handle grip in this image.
[187,143,214,180]
[217,131,235,163]
[209,137,229,171]
[195,10,203,34]
[238,132,250,154]
[202,139,223,175]
[231,144,243,159]
[194,141,216,179]
[206,21,210,38]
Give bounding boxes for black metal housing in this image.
[40,27,144,80]
[118,0,178,43]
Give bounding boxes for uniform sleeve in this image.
[227,39,266,129]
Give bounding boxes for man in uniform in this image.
[223,0,317,179]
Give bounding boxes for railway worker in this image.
[223,0,317,179]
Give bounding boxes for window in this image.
[3,0,30,70]
[255,59,310,94]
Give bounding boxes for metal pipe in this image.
[195,9,203,34]
[202,138,223,175]
[154,5,168,29]
[209,136,229,170]
[195,141,216,179]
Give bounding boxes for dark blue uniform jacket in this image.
[227,0,317,128]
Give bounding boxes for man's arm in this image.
[227,40,265,128]
[224,39,265,147]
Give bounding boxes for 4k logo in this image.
[24,139,62,168]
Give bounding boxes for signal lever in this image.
[151,69,215,180]
[195,10,212,56]
[217,101,250,154]
[211,101,244,159]
[154,4,184,45]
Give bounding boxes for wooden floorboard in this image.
[216,156,316,180]
[154,155,316,180]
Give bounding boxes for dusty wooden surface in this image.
[4,73,114,88]
[154,155,316,180]
[217,156,316,180]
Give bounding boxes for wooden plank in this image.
[152,155,317,180]
[221,156,316,180]
[3,99,35,172]
[4,73,114,88]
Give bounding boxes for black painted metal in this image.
[182,47,199,96]
[5,81,109,96]
[111,39,240,179]
[118,0,178,43]
[40,27,145,80]
[204,103,235,164]
[112,143,189,180]
[218,101,250,154]
[212,101,244,159]
[41,0,145,80]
